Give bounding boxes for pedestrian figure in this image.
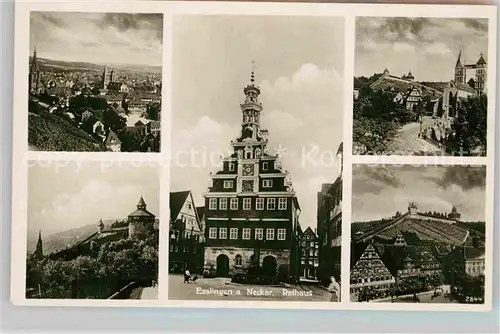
[184,269,191,284]
[327,276,340,302]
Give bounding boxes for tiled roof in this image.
[302,226,318,239]
[105,129,121,146]
[476,54,486,65]
[450,80,477,94]
[196,206,205,221]
[170,190,191,221]
[128,208,155,218]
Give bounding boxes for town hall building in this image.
[203,69,301,279]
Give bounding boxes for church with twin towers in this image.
[454,49,487,94]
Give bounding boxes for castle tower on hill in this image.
[408,202,418,216]
[203,65,301,279]
[448,206,462,220]
[128,196,156,239]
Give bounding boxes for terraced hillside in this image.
[355,213,470,246]
[28,111,103,152]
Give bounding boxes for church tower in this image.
[203,64,301,278]
[32,230,44,260]
[110,67,115,84]
[102,65,110,89]
[454,50,466,84]
[475,52,487,93]
[29,47,41,94]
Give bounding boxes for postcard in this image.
[10,1,496,311]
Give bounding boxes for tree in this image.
[352,88,401,154]
[451,94,487,156]
[119,131,143,152]
[147,102,160,121]
[103,109,126,134]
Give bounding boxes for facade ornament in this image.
[274,157,283,171]
[255,147,261,159]
[284,171,293,187]
[237,149,243,159]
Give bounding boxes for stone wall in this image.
[129,221,154,239]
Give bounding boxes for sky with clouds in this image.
[170,15,344,230]
[28,162,159,236]
[30,12,163,66]
[355,17,489,81]
[352,165,486,223]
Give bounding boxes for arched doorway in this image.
[262,256,277,277]
[216,254,230,277]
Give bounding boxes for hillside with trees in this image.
[26,235,158,299]
[353,86,408,155]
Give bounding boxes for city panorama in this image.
[28,12,163,152]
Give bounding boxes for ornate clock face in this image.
[242,164,254,176]
[242,180,254,192]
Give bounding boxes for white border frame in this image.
[11,1,497,312]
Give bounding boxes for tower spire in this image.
[33,229,44,260]
[456,49,463,68]
[137,195,147,210]
[250,60,255,84]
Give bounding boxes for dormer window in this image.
[229,162,235,172]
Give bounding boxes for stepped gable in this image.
[356,207,469,246]
[350,241,369,268]
[369,72,443,99]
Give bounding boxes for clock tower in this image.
[203,66,301,280]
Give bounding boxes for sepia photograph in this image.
[25,161,159,299]
[168,15,344,302]
[353,18,488,156]
[28,12,162,152]
[350,165,486,304]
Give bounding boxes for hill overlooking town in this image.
[27,218,160,255]
[30,56,162,74]
[352,219,486,240]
